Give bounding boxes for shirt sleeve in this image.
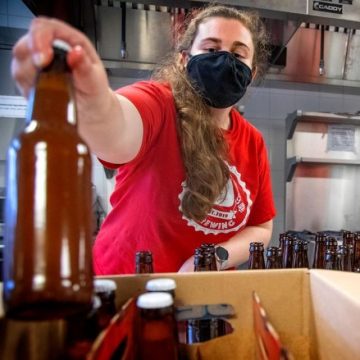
[247,136,277,225]
[99,81,173,168]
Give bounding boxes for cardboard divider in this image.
[99,269,315,359]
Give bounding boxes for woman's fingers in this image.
[11,17,106,98]
[11,35,38,97]
[28,17,99,66]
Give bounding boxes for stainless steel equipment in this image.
[286,110,360,232]
[21,0,360,87]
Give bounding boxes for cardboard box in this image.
[1,269,360,359]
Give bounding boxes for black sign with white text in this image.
[313,1,343,13]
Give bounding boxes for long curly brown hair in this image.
[152,5,269,222]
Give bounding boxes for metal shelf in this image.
[286,110,360,140]
[286,156,360,182]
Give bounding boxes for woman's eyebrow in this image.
[232,41,250,50]
[200,38,251,51]
[200,37,222,45]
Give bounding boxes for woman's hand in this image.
[11,17,143,165]
[178,255,195,272]
[12,17,110,114]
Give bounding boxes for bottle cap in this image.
[52,39,71,52]
[145,278,176,292]
[137,292,173,309]
[94,279,117,293]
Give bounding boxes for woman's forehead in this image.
[195,17,253,46]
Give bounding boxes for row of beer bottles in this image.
[135,244,218,274]
[248,231,360,271]
[312,231,360,272]
[283,231,360,272]
[247,240,309,270]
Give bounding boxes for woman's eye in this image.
[206,48,217,52]
[233,53,242,58]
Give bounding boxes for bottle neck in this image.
[249,251,265,269]
[136,262,154,274]
[27,70,76,127]
[27,43,75,127]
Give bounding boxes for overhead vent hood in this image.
[23,0,360,88]
[195,0,360,29]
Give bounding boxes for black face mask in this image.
[186,51,252,109]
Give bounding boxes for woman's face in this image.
[189,16,255,71]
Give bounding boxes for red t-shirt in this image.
[93,81,276,274]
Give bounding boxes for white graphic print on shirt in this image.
[179,163,253,235]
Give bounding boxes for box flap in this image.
[310,270,360,360]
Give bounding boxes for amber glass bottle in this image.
[93,279,117,331]
[343,231,355,247]
[325,237,338,253]
[193,245,217,271]
[301,240,309,268]
[201,243,217,271]
[313,233,327,269]
[3,40,93,320]
[63,279,117,359]
[186,318,220,344]
[353,233,360,271]
[324,250,337,270]
[136,292,179,360]
[292,241,306,268]
[281,236,295,268]
[265,247,281,269]
[336,246,346,271]
[278,233,286,251]
[135,250,154,273]
[247,242,265,270]
[193,251,204,272]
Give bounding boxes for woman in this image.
[11,5,276,274]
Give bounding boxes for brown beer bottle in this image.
[3,40,93,320]
[281,236,295,268]
[193,251,204,271]
[324,250,336,270]
[325,237,338,253]
[202,253,214,271]
[302,240,309,268]
[186,318,220,344]
[292,241,306,268]
[193,245,217,271]
[343,230,355,247]
[135,250,154,273]
[247,242,265,269]
[345,245,354,272]
[136,292,179,360]
[63,279,117,359]
[353,233,360,271]
[265,247,281,269]
[93,279,117,331]
[278,233,287,251]
[336,246,346,271]
[201,243,217,271]
[313,233,327,269]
